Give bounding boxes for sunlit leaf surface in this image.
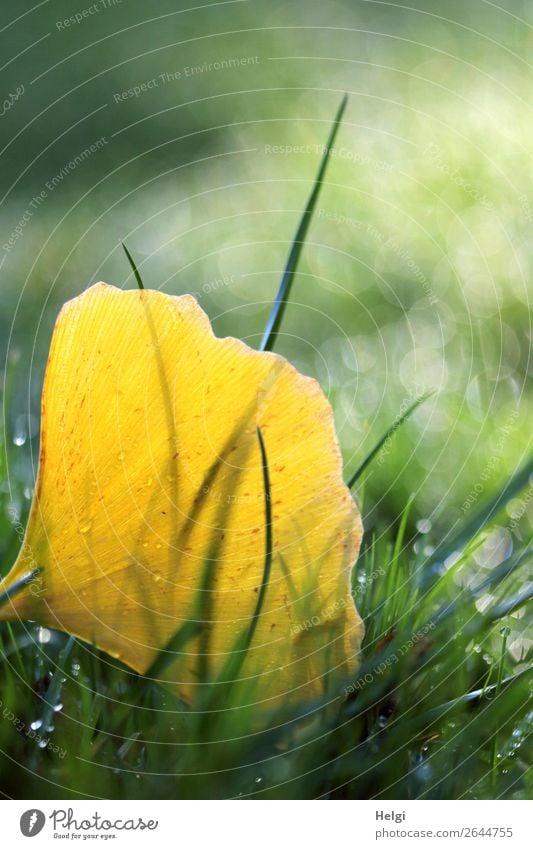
[0,284,363,706]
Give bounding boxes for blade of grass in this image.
[490,626,510,793]
[429,549,530,631]
[193,427,274,730]
[488,584,533,621]
[212,426,273,684]
[388,494,416,620]
[0,568,40,609]
[346,391,435,489]
[410,667,531,728]
[244,426,273,651]
[472,548,531,597]
[144,619,204,680]
[30,634,75,769]
[428,455,533,567]
[260,95,348,353]
[121,240,144,290]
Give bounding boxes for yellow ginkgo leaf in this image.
[0,283,363,707]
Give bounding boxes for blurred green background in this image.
[1,0,531,562]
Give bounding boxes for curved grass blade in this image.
[190,428,274,734]
[144,620,204,680]
[428,454,533,568]
[245,426,273,651]
[414,668,531,728]
[0,568,40,609]
[121,240,144,290]
[346,390,435,489]
[428,549,531,631]
[206,427,273,694]
[488,583,533,621]
[260,95,348,353]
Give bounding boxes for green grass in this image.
[0,102,531,802]
[0,461,530,799]
[0,414,531,799]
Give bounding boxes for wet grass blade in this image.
[144,620,204,680]
[193,427,274,725]
[488,583,533,621]
[121,240,144,290]
[0,568,40,610]
[260,95,348,353]
[204,427,273,695]
[346,391,435,489]
[428,455,533,567]
[30,635,75,769]
[244,426,273,650]
[428,549,530,631]
[472,548,531,597]
[411,668,531,727]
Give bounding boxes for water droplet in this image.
[30,719,43,731]
[79,522,92,534]
[444,551,461,570]
[254,776,263,784]
[155,543,162,550]
[117,451,125,461]
[417,519,432,534]
[53,703,63,713]
[38,739,48,749]
[37,627,52,644]
[153,572,162,583]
